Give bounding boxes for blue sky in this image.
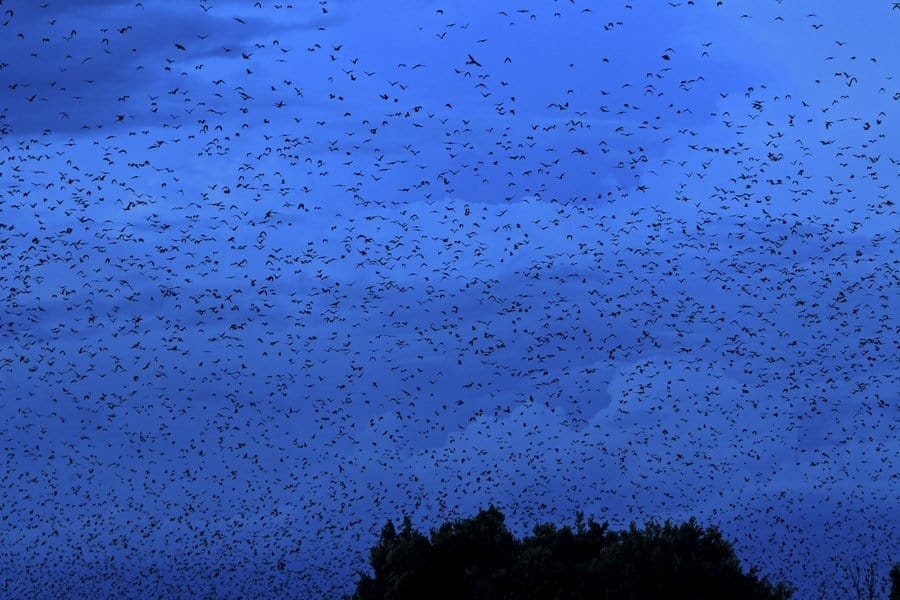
[0,0,897,598]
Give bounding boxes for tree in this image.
[843,558,879,600]
[348,506,793,600]
[890,562,900,600]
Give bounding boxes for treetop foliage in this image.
[349,506,794,600]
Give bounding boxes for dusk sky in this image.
[0,0,897,598]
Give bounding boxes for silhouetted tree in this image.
[348,506,793,600]
[843,558,879,600]
[890,562,900,600]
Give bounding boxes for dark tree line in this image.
[347,506,798,600]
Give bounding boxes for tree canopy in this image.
[348,506,794,600]
[890,563,900,600]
